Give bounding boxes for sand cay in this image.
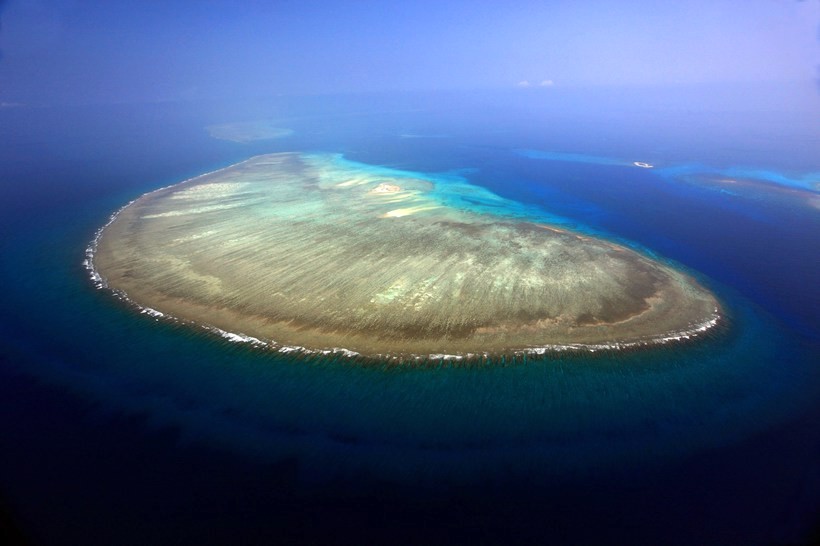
[92,153,720,359]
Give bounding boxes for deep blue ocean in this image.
[1,87,818,545]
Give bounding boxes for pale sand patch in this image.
[370,183,402,194]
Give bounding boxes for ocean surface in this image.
[0,86,818,545]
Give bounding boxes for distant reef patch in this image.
[206,120,293,143]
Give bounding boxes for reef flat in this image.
[92,153,720,359]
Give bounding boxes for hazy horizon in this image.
[1,0,817,105]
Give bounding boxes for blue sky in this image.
[0,0,817,103]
